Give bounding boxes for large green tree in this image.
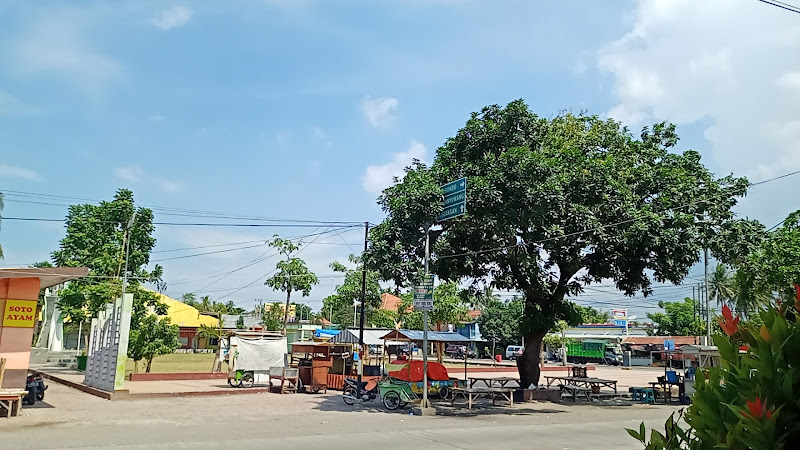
[477,297,524,349]
[646,298,706,336]
[52,189,167,330]
[264,236,318,334]
[321,254,382,328]
[366,100,758,387]
[576,305,611,324]
[128,314,180,373]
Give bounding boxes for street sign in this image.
[663,339,675,351]
[612,308,628,328]
[437,177,466,222]
[413,274,434,311]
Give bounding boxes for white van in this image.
[505,345,524,360]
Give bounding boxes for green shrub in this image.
[628,297,800,449]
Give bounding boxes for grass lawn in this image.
[126,353,229,375]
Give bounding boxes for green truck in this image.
[566,339,622,365]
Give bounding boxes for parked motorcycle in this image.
[342,378,378,405]
[24,373,46,405]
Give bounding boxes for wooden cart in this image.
[290,343,338,393]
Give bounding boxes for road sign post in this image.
[436,177,466,222]
[415,178,467,415]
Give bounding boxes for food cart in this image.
[226,332,287,388]
[289,342,342,393]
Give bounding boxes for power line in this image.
[0,216,362,228]
[150,243,268,262]
[755,0,800,14]
[0,189,364,225]
[152,240,266,253]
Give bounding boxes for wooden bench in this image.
[0,390,26,418]
[451,387,515,410]
[268,367,299,394]
[559,384,592,402]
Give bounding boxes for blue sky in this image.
[1,0,799,319]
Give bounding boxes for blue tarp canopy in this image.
[315,329,341,338]
[378,329,470,343]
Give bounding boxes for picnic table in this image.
[451,386,515,410]
[467,376,519,388]
[0,389,27,418]
[648,381,685,403]
[544,375,617,393]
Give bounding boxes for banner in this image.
[612,308,628,327]
[2,299,37,328]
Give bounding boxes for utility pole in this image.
[422,226,431,409]
[356,222,369,400]
[704,248,711,345]
[121,212,137,298]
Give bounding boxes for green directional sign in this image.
[437,177,467,222]
[413,274,434,311]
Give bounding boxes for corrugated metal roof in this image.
[330,328,395,346]
[379,329,470,343]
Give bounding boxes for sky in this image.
[1,0,799,321]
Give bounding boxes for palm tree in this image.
[181,293,198,307]
[730,269,771,319]
[0,192,4,259]
[198,319,225,373]
[709,264,734,306]
[199,296,212,312]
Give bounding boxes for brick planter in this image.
[128,372,228,381]
[523,388,561,402]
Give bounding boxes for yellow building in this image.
[152,292,219,350]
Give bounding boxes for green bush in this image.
[628,298,800,449]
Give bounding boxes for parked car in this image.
[505,345,524,360]
[445,345,476,359]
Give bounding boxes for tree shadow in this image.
[311,392,568,418]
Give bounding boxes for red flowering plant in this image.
[630,211,800,449]
[629,299,799,449]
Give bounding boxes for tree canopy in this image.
[647,298,706,336]
[321,254,382,328]
[128,314,180,373]
[365,100,757,386]
[52,189,167,328]
[264,236,318,333]
[476,297,524,349]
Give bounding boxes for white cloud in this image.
[0,90,27,115]
[11,14,121,94]
[362,140,427,195]
[311,126,331,147]
[359,97,398,128]
[159,180,184,192]
[0,164,41,181]
[152,6,193,30]
[115,166,183,192]
[149,114,165,122]
[598,0,800,179]
[116,166,144,182]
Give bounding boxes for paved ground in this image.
[1,373,681,450]
[34,364,664,397]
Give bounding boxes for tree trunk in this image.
[282,291,292,335]
[517,330,547,389]
[211,347,222,373]
[146,358,153,373]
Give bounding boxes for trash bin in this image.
[495,354,502,363]
[76,355,87,371]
